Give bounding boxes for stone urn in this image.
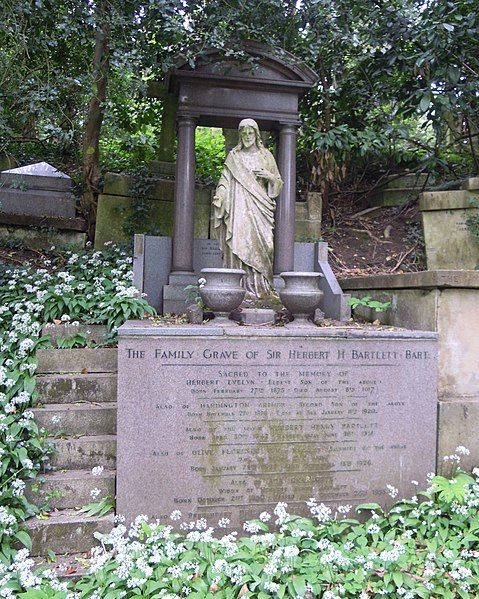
[199,268,246,323]
[279,272,324,326]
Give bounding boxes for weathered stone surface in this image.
[437,401,479,472]
[34,403,117,436]
[462,177,479,191]
[49,435,116,470]
[384,173,429,189]
[369,188,421,207]
[26,510,114,556]
[149,160,176,177]
[117,323,437,526]
[339,279,479,401]
[26,469,115,510]
[1,161,71,192]
[342,289,438,332]
[422,207,479,270]
[41,323,108,345]
[36,373,117,404]
[340,270,479,290]
[437,289,479,401]
[94,194,174,248]
[94,190,211,248]
[0,188,76,218]
[36,348,118,374]
[186,304,204,324]
[419,189,479,211]
[0,212,85,231]
[232,307,276,325]
[0,225,86,250]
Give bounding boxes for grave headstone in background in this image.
[420,179,479,270]
[0,162,75,217]
[0,162,86,248]
[369,173,431,207]
[94,172,213,249]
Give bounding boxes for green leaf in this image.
[15,530,32,551]
[292,576,306,596]
[420,94,431,112]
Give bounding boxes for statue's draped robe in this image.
[212,147,283,298]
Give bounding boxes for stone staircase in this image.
[26,348,118,556]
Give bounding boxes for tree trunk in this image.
[81,1,110,242]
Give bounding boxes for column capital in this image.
[176,114,199,127]
[278,122,300,133]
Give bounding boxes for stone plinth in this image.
[340,270,479,472]
[117,321,437,526]
[134,236,350,320]
[420,189,479,270]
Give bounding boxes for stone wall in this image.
[94,172,213,248]
[420,178,479,270]
[340,270,479,472]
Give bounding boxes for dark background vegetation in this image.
[1,0,478,232]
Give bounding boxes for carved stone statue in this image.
[212,119,283,298]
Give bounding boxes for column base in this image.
[163,272,199,315]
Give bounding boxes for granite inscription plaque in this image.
[117,324,437,527]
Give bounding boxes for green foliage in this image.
[116,168,165,242]
[195,127,226,182]
[80,495,115,518]
[349,296,392,313]
[2,0,478,200]
[184,277,206,308]
[5,462,479,597]
[465,199,479,242]
[0,244,155,560]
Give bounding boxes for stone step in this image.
[49,435,116,470]
[37,348,118,374]
[34,403,117,436]
[26,469,116,510]
[36,373,117,404]
[26,509,115,556]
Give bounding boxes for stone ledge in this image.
[36,348,118,374]
[26,509,114,556]
[118,319,437,339]
[462,177,479,191]
[340,270,479,291]
[0,212,85,231]
[26,469,115,510]
[419,189,479,211]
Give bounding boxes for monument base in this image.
[117,320,437,528]
[134,235,351,320]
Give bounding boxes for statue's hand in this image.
[253,168,274,182]
[213,194,225,218]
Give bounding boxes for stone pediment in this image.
[167,41,317,94]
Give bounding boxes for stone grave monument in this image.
[420,177,479,269]
[116,44,438,528]
[0,161,86,248]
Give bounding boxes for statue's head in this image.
[238,119,263,150]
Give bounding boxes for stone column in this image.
[274,123,297,274]
[171,115,197,273]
